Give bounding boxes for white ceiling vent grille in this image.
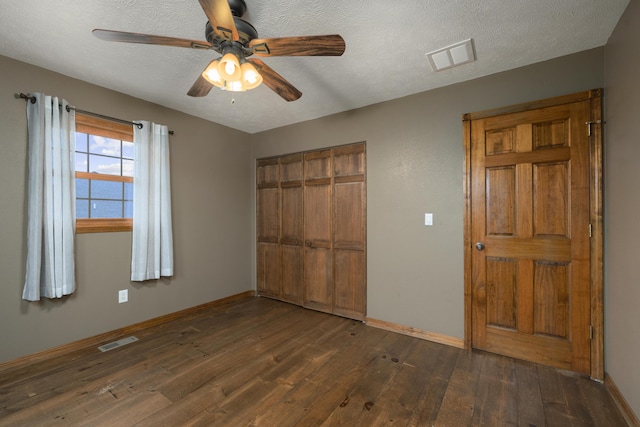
[426,39,476,72]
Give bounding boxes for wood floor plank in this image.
[514,359,545,427]
[0,296,627,427]
[406,342,461,426]
[432,347,486,426]
[470,351,518,426]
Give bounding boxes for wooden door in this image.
[257,158,281,298]
[303,149,333,313]
[280,154,304,305]
[333,144,367,320]
[464,90,603,377]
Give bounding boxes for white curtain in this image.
[131,121,173,281]
[23,93,76,301]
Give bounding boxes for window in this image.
[75,114,134,233]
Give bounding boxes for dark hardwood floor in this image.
[0,296,627,426]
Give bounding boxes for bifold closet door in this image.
[279,154,304,305]
[333,144,366,320]
[303,149,333,314]
[257,143,366,321]
[256,158,281,298]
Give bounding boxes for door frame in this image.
[462,89,604,380]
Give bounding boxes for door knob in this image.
[475,242,485,250]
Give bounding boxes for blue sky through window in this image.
[75,132,133,219]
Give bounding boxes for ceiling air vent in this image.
[426,39,476,72]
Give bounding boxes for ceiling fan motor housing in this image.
[228,0,247,17]
[205,17,258,49]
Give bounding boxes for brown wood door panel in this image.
[333,249,366,320]
[281,186,302,244]
[303,149,333,312]
[280,153,303,182]
[256,158,279,186]
[281,245,303,305]
[334,181,365,249]
[304,184,331,246]
[304,247,332,312]
[332,143,367,319]
[257,188,279,244]
[257,242,281,298]
[466,91,600,376]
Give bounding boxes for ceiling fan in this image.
[92,0,345,102]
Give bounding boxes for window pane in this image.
[122,159,134,177]
[91,200,123,218]
[124,182,133,201]
[124,201,133,218]
[76,178,89,198]
[122,141,134,159]
[89,135,121,157]
[91,180,123,200]
[76,200,89,219]
[89,154,120,175]
[75,152,88,172]
[75,133,88,152]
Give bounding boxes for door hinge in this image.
[589,223,592,238]
[586,120,602,137]
[590,325,594,340]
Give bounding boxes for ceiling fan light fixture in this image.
[225,80,245,92]
[218,52,242,80]
[202,59,224,87]
[241,62,263,90]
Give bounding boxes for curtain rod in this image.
[17,93,174,135]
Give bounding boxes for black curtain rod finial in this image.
[18,93,36,103]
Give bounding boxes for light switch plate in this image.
[425,213,433,226]
[118,289,128,303]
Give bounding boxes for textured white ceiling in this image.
[0,0,629,133]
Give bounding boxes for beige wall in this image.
[251,48,605,342]
[0,55,253,363]
[604,0,640,419]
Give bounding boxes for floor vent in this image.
[97,336,139,352]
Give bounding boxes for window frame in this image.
[75,114,134,234]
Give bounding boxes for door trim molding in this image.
[462,89,604,380]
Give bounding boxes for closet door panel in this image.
[257,158,280,298]
[333,143,366,319]
[304,247,332,313]
[279,153,303,304]
[334,249,366,320]
[257,242,281,298]
[334,180,365,250]
[257,188,279,243]
[304,150,332,312]
[281,246,303,305]
[303,183,332,312]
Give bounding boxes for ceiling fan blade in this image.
[249,35,346,57]
[92,29,211,49]
[248,58,302,102]
[187,77,214,98]
[197,0,239,41]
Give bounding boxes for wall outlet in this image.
[118,289,128,303]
